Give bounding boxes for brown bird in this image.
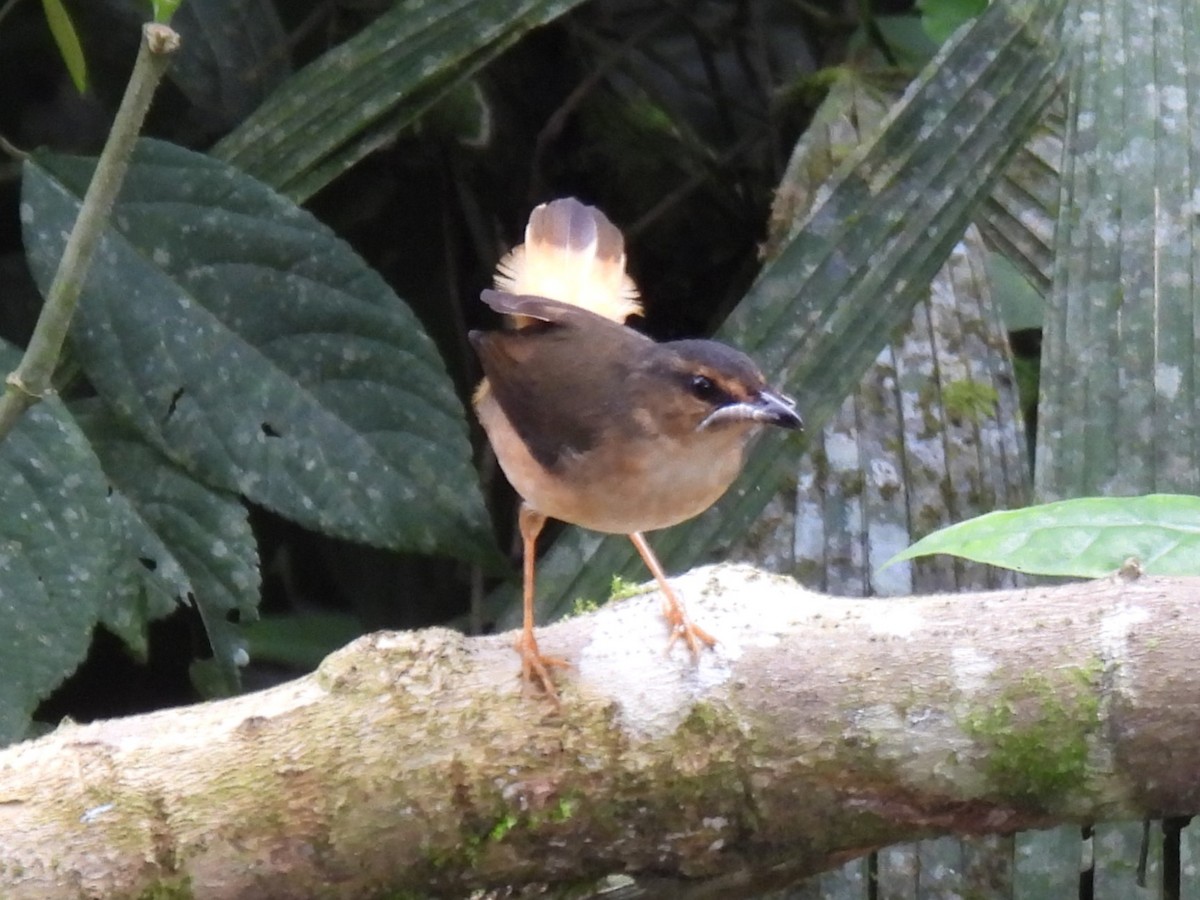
[471,198,802,702]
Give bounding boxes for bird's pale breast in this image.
[476,386,752,534]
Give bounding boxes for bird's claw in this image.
[515,630,570,705]
[662,595,717,657]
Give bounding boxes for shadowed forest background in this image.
[1,0,968,723]
[2,0,1198,895]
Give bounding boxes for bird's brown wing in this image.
[470,292,655,472]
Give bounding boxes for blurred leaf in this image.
[242,613,363,671]
[919,0,988,44]
[504,0,1068,627]
[212,0,588,201]
[152,0,183,26]
[168,0,290,132]
[986,252,1044,331]
[0,342,116,744]
[976,114,1062,297]
[73,399,259,696]
[885,494,1200,577]
[416,79,492,148]
[871,15,940,68]
[40,0,87,93]
[22,138,500,569]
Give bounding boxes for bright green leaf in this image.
[21,139,500,569]
[40,0,87,93]
[152,0,184,25]
[885,494,1200,577]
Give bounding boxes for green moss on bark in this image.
[963,663,1102,810]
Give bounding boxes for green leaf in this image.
[211,0,588,201]
[22,138,500,568]
[416,79,492,148]
[0,342,116,744]
[241,613,364,671]
[919,0,988,44]
[976,115,1062,299]
[885,494,1200,577]
[152,0,184,26]
[870,16,940,68]
[1036,0,1200,501]
[986,252,1044,331]
[167,0,289,129]
[73,399,259,695]
[40,0,87,93]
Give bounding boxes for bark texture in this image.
[0,565,1196,898]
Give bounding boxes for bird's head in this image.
[639,339,803,439]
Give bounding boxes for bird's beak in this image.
[698,389,803,431]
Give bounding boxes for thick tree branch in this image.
[0,565,1195,898]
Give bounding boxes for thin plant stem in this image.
[0,23,179,442]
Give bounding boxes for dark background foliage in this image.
[0,0,942,722]
[9,1,1200,896]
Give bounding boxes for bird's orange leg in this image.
[627,532,717,656]
[516,504,569,702]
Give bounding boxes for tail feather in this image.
[494,198,642,324]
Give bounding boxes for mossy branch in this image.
[0,564,1197,898]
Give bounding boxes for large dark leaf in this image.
[73,399,259,696]
[1036,0,1200,500]
[0,343,116,744]
[22,139,499,567]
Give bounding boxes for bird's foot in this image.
[662,594,717,658]
[515,629,570,705]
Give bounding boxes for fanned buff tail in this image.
[493,198,642,324]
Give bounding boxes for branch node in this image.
[5,371,46,400]
[1118,557,1144,580]
[144,24,181,55]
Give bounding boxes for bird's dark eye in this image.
[689,374,721,401]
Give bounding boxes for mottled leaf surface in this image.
[1036,0,1200,500]
[22,139,498,567]
[74,399,259,695]
[0,343,116,744]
